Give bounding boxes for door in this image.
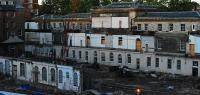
[190,44,195,57]
[192,68,198,77]
[12,65,17,79]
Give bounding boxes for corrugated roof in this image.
[137,11,200,19]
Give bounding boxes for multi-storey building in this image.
[24,1,200,77]
[25,13,91,60]
[23,0,39,17]
[134,11,200,33]
[0,0,24,57]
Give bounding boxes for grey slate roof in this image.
[102,2,155,9]
[33,13,91,20]
[136,11,200,20]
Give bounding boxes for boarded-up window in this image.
[136,39,141,51]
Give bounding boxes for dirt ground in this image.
[90,65,200,95]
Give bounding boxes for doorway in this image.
[192,67,198,77]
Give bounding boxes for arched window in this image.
[110,53,114,61]
[50,68,55,82]
[118,54,122,63]
[127,54,131,63]
[42,67,47,81]
[58,70,63,83]
[101,52,105,61]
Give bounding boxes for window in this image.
[180,40,185,51]
[138,24,141,30]
[85,51,88,61]
[119,20,122,28]
[157,40,162,49]
[50,68,55,82]
[169,24,173,31]
[79,51,82,59]
[110,53,114,61]
[118,37,123,46]
[127,54,131,63]
[193,61,198,66]
[158,24,162,31]
[42,67,47,81]
[101,36,105,44]
[101,52,105,61]
[144,24,148,31]
[147,57,151,67]
[155,58,159,67]
[73,72,78,86]
[177,60,181,70]
[181,24,185,31]
[136,58,140,69]
[20,63,25,77]
[118,54,122,63]
[66,72,69,78]
[0,62,3,73]
[27,23,30,29]
[167,59,172,69]
[94,51,98,63]
[72,23,75,29]
[6,1,8,5]
[79,23,82,30]
[86,24,91,30]
[72,50,75,58]
[59,70,63,83]
[53,23,56,28]
[59,23,62,28]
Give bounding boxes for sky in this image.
[38,0,200,5]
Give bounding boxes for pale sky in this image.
[38,0,200,5]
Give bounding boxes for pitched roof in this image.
[33,13,91,20]
[136,11,200,20]
[2,36,24,44]
[102,2,155,9]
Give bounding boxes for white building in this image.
[0,57,12,76]
[57,65,81,92]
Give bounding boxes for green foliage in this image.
[39,0,200,15]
